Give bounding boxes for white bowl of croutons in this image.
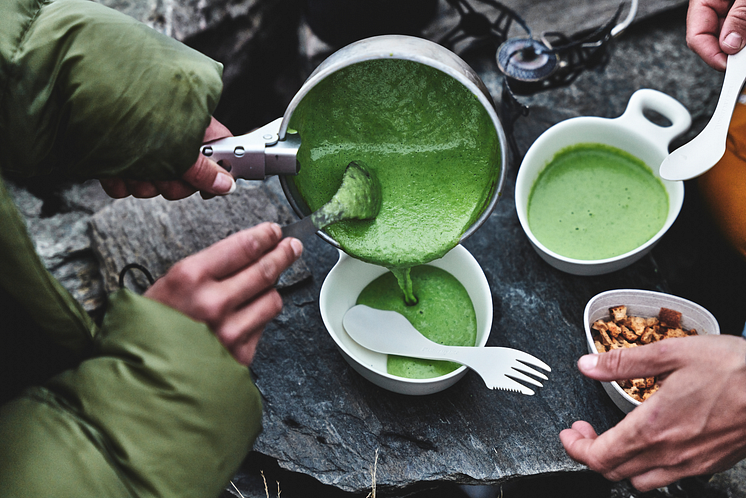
[583,289,719,413]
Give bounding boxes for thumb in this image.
[721,1,746,54]
[182,155,236,196]
[577,341,678,382]
[183,115,236,196]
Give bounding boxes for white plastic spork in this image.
[342,305,551,395]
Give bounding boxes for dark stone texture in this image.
[9,0,746,497]
[245,176,660,495]
[6,179,115,318]
[90,180,311,295]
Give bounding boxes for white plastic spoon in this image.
[659,49,746,181]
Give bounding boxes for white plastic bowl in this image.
[515,89,691,275]
[319,245,493,395]
[583,289,720,413]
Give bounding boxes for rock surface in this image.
[11,0,746,497]
[6,179,115,320]
[90,181,310,295]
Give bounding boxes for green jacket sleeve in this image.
[0,3,259,496]
[0,0,223,181]
[0,290,262,498]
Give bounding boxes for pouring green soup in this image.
[288,58,501,271]
[288,58,502,378]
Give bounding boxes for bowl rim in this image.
[319,244,493,389]
[583,288,720,407]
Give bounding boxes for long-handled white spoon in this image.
[659,49,746,181]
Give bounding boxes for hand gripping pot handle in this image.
[615,89,692,155]
[199,117,301,180]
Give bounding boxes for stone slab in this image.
[236,6,741,497]
[247,183,666,495]
[89,181,311,295]
[5,179,115,319]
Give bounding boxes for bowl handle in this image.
[615,89,692,153]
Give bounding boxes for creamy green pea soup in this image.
[356,265,477,378]
[289,58,500,269]
[527,143,668,260]
[289,59,498,379]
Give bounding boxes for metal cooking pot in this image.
[200,35,508,248]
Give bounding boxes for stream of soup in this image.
[289,59,498,377]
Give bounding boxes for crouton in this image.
[620,325,640,342]
[658,307,682,329]
[589,305,696,403]
[610,305,627,322]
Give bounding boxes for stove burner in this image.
[437,0,637,161]
[497,38,558,83]
[440,0,636,94]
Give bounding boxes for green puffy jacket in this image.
[0,0,262,496]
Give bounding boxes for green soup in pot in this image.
[527,143,669,260]
[288,58,501,270]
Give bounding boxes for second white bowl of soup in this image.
[515,89,691,275]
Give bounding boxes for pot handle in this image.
[199,117,300,180]
[615,89,692,152]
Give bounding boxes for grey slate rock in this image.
[9,0,746,496]
[90,180,311,295]
[6,179,114,317]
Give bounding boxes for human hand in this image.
[143,222,303,365]
[100,116,235,200]
[687,0,746,71]
[560,334,746,492]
